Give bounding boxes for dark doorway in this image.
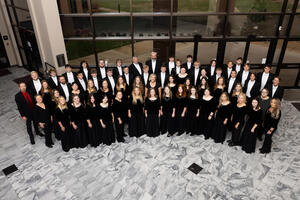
[0,34,10,69]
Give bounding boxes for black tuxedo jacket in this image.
[188,68,202,86]
[79,68,91,83]
[113,66,124,78]
[223,67,234,81]
[257,72,274,89]
[157,72,169,89]
[47,76,59,89]
[90,76,102,90]
[105,77,116,94]
[142,73,150,86]
[209,74,222,89]
[233,64,243,74]
[171,66,181,76]
[122,73,134,87]
[27,78,42,95]
[15,90,36,118]
[57,83,72,101]
[63,72,78,84]
[238,71,251,85]
[207,66,217,78]
[146,59,162,75]
[75,78,87,92]
[129,62,143,78]
[243,80,260,98]
[226,78,240,96]
[182,62,194,72]
[165,62,175,76]
[267,84,284,100]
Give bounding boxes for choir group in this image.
[15,52,284,154]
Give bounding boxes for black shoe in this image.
[228,142,234,147]
[258,137,263,141]
[37,133,44,137]
[167,133,172,137]
[31,141,35,145]
[227,140,232,143]
[46,144,53,148]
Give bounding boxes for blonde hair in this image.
[87,80,97,93]
[131,87,144,104]
[132,76,144,95]
[232,83,243,97]
[163,86,173,99]
[237,92,247,104]
[218,92,230,107]
[57,96,68,111]
[270,98,281,119]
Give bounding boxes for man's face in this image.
[117,61,122,66]
[194,64,200,69]
[66,67,72,73]
[237,59,242,65]
[50,71,56,77]
[187,57,192,62]
[161,67,166,73]
[77,73,83,79]
[143,67,149,73]
[264,67,271,73]
[59,77,66,84]
[107,71,113,77]
[123,67,129,74]
[151,52,157,60]
[31,72,38,80]
[19,83,26,92]
[228,62,233,68]
[99,60,105,67]
[91,73,97,78]
[273,78,279,86]
[133,57,138,63]
[231,71,237,78]
[169,57,174,62]
[244,65,250,71]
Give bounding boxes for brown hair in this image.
[176,84,187,98]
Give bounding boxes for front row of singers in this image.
[15,78,281,154]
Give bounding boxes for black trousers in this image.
[25,117,40,144]
[41,123,53,146]
[114,120,125,142]
[261,129,276,153]
[231,123,244,145]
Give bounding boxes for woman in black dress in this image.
[85,80,98,102]
[86,93,101,147]
[167,75,177,97]
[116,76,130,103]
[39,80,52,107]
[55,96,72,152]
[228,93,248,146]
[98,79,113,105]
[211,92,232,143]
[214,76,226,102]
[145,74,162,99]
[132,76,144,98]
[199,68,209,81]
[230,83,243,106]
[50,89,60,140]
[160,86,175,136]
[198,77,209,98]
[33,94,54,148]
[257,88,271,141]
[145,88,161,137]
[128,87,146,137]
[69,94,88,148]
[186,87,200,135]
[184,78,192,97]
[71,82,85,104]
[176,67,188,85]
[112,91,128,143]
[241,98,262,153]
[199,88,216,139]
[99,95,115,145]
[260,98,281,154]
[174,84,187,135]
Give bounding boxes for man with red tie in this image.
[15,82,43,144]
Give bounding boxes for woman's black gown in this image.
[241,108,262,153]
[97,89,113,105]
[86,104,101,147]
[198,88,205,99]
[211,103,232,143]
[128,98,146,137]
[260,109,281,153]
[55,107,72,152]
[49,100,60,140]
[169,85,177,97]
[160,97,175,135]
[33,105,53,147]
[99,104,115,145]
[175,75,187,85]
[112,99,128,142]
[69,104,88,148]
[174,96,187,135]
[145,98,160,137]
[230,105,248,145]
[199,97,216,139]
[186,97,200,135]
[213,88,223,102]
[146,82,161,97]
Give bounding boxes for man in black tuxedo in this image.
[207,59,217,79]
[267,77,284,100]
[63,64,77,84]
[123,66,133,87]
[47,68,59,89]
[90,69,101,91]
[158,65,169,89]
[189,61,201,87]
[234,57,243,74]
[79,60,91,83]
[97,59,107,80]
[226,70,239,96]
[244,73,260,102]
[257,65,274,91]
[129,56,143,78]
[114,58,124,78]
[105,68,116,95]
[183,55,193,72]
[171,59,182,76]
[15,82,43,144]
[76,72,87,92]
[146,52,162,75]
[28,71,42,95]
[238,63,251,87]
[166,56,175,75]
[57,76,72,102]
[223,61,234,81]
[142,65,150,86]
[210,67,223,88]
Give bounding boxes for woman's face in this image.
[54,90,60,98]
[169,76,174,83]
[42,82,48,89]
[221,94,227,101]
[261,89,268,97]
[164,87,170,95]
[201,69,206,76]
[150,75,155,82]
[72,84,78,90]
[134,88,140,96]
[252,99,258,108]
[116,92,123,99]
[150,89,156,97]
[59,97,66,105]
[178,86,183,93]
[218,78,224,85]
[90,96,95,103]
[88,80,94,88]
[191,88,196,95]
[82,62,87,68]
[73,96,80,104]
[36,95,43,103]
[204,89,210,96]
[180,68,186,74]
[270,99,276,108]
[201,78,207,85]
[237,95,245,104]
[185,79,191,86]
[102,96,108,103]
[136,78,141,84]
[102,81,108,88]
[236,85,242,92]
[118,77,124,84]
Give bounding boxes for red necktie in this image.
[23,92,34,108]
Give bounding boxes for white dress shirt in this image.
[143,73,149,84]
[210,66,215,76]
[51,76,58,86]
[99,67,106,79]
[176,66,180,75]
[93,77,99,90]
[227,68,232,79]
[160,72,166,88]
[194,68,200,85]
[61,83,70,102]
[235,64,241,73]
[134,63,142,75]
[66,72,75,84]
[187,62,192,70]
[168,62,175,74]
[260,72,269,90]
[228,78,236,94]
[216,74,220,83]
[246,80,255,98]
[83,68,88,80]
[241,71,249,87]
[272,85,278,97]
[33,79,41,93]
[108,76,115,94]
[151,59,156,73]
[78,78,86,91]
[124,73,130,85]
[117,66,123,76]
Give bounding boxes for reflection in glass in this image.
[94,17,131,37]
[224,42,246,62]
[248,41,270,63]
[173,16,224,37]
[57,0,89,14]
[15,9,33,30]
[283,41,300,63]
[134,16,170,38]
[132,0,171,12]
[91,0,130,12]
[198,42,218,64]
[177,0,214,12]
[290,15,300,36]
[60,17,92,37]
[65,40,96,66]
[175,42,193,62]
[233,0,284,12]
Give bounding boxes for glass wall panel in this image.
[175,42,193,62]
[172,16,225,37]
[224,42,246,63]
[177,0,215,12]
[94,16,131,37]
[12,0,29,9]
[233,0,284,12]
[132,0,171,12]
[227,15,279,36]
[91,0,130,13]
[15,9,33,30]
[65,40,96,66]
[290,15,300,36]
[248,41,270,64]
[198,42,218,64]
[279,68,298,86]
[134,40,153,64]
[57,0,90,14]
[134,16,170,38]
[283,41,300,63]
[60,16,92,37]
[273,39,284,63]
